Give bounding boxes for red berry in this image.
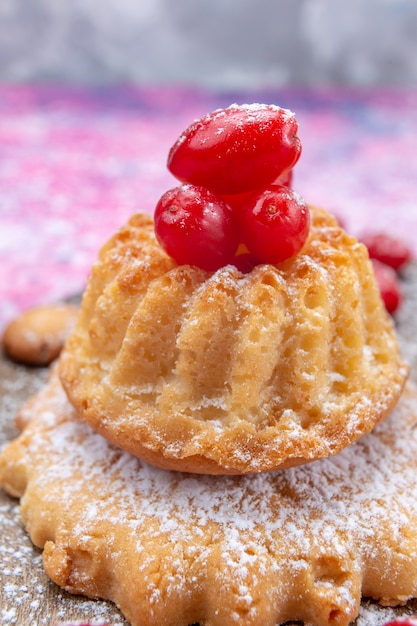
[167,104,301,195]
[371,258,403,314]
[221,190,254,213]
[360,231,412,271]
[240,185,310,264]
[222,169,294,213]
[154,184,239,271]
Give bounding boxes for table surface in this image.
[1,84,417,333]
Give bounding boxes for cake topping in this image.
[167,103,301,195]
[156,103,309,271]
[239,183,310,264]
[154,183,239,271]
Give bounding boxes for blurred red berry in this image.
[361,231,412,271]
[371,258,403,314]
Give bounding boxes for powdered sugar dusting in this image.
[1,270,417,624]
[2,363,417,624]
[0,500,126,625]
[0,359,127,625]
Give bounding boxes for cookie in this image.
[2,368,417,626]
[59,208,408,474]
[3,304,79,366]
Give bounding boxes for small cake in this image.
[59,104,408,474]
[59,205,408,474]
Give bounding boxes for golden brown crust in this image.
[3,304,79,366]
[59,208,408,474]
[2,371,417,626]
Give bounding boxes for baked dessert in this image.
[59,205,408,474]
[2,367,417,626]
[57,104,408,474]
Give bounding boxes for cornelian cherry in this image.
[360,231,412,271]
[371,258,403,314]
[167,104,301,195]
[240,185,310,264]
[154,184,239,271]
[222,168,294,213]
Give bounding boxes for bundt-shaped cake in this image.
[59,206,408,474]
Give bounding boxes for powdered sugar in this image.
[0,359,127,625]
[0,483,127,625]
[1,264,417,624]
[3,365,417,624]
